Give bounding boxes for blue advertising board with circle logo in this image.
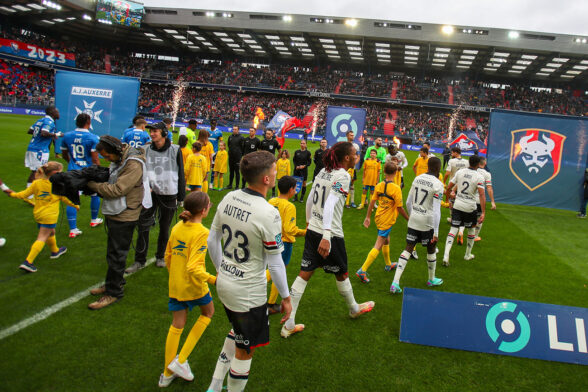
[400,288,587,365]
[325,106,366,147]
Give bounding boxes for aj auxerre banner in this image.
[55,70,140,137]
[325,106,366,147]
[487,109,588,211]
[400,288,587,365]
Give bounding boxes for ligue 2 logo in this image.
[331,114,358,142]
[485,302,531,353]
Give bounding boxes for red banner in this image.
[465,118,476,130]
[448,85,454,105]
[104,54,111,74]
[391,80,398,99]
[0,38,76,67]
[383,109,397,135]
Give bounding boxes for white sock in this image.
[285,277,307,330]
[336,278,359,314]
[427,253,436,281]
[444,227,459,260]
[208,330,236,392]
[349,186,355,204]
[393,250,410,284]
[475,222,483,237]
[465,229,476,257]
[227,358,252,392]
[458,225,465,236]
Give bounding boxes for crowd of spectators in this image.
[0,59,53,105]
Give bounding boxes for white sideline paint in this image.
[0,257,156,341]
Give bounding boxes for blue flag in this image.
[450,131,485,151]
[325,106,366,147]
[55,70,140,138]
[266,111,292,132]
[487,109,588,211]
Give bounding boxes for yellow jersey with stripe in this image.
[214,150,228,173]
[414,156,429,176]
[165,221,215,301]
[185,154,208,186]
[212,188,284,312]
[10,179,77,224]
[362,159,380,186]
[201,142,214,168]
[181,147,191,167]
[372,180,403,230]
[276,158,291,179]
[269,197,306,243]
[393,170,402,187]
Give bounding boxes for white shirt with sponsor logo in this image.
[451,167,484,213]
[407,173,444,232]
[446,157,469,179]
[307,168,350,238]
[477,167,492,191]
[386,151,408,169]
[211,188,283,312]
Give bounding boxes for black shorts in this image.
[300,229,348,275]
[476,204,482,219]
[451,208,477,228]
[293,168,308,181]
[223,304,269,353]
[406,227,434,246]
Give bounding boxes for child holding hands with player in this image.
[3,162,78,273]
[159,191,216,388]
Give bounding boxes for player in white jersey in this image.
[474,156,496,241]
[386,144,408,188]
[281,142,375,339]
[390,157,444,293]
[206,151,291,392]
[444,147,470,243]
[443,155,486,266]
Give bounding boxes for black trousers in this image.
[105,218,137,298]
[228,158,240,188]
[443,156,450,169]
[135,193,177,264]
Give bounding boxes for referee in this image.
[241,127,261,188]
[293,139,312,202]
[226,125,244,189]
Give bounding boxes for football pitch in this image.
[0,114,586,391]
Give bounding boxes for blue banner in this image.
[400,288,587,365]
[450,131,486,151]
[487,110,588,211]
[325,106,366,147]
[55,70,140,138]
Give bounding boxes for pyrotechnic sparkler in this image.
[447,104,463,141]
[170,79,186,129]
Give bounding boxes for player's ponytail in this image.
[36,161,63,179]
[179,191,210,222]
[323,142,353,172]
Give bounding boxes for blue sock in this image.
[66,206,77,230]
[90,195,101,220]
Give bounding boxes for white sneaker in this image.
[158,373,177,388]
[442,258,450,267]
[0,237,5,247]
[411,250,419,260]
[90,218,103,228]
[280,323,305,338]
[167,356,194,381]
[464,254,475,261]
[69,228,83,238]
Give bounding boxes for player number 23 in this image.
[222,224,250,263]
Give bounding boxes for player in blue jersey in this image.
[25,106,62,203]
[122,118,150,148]
[208,119,223,187]
[61,113,103,237]
[162,118,174,142]
[123,115,145,135]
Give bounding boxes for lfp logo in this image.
[331,113,358,142]
[509,129,566,191]
[485,301,531,353]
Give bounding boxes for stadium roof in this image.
[2,1,587,84]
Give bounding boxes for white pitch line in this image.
[0,257,156,341]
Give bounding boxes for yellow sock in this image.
[361,248,380,272]
[178,315,211,363]
[219,176,224,189]
[202,181,208,193]
[268,283,279,305]
[382,245,391,266]
[163,325,183,377]
[45,236,59,253]
[360,194,367,207]
[26,240,45,263]
[213,175,219,189]
[265,269,271,282]
[346,193,350,206]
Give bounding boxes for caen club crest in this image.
[509,129,565,191]
[450,134,477,151]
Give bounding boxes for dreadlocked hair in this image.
[322,142,353,172]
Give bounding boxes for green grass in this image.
[0,114,586,391]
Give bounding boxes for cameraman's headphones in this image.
[160,125,168,138]
[149,122,168,138]
[99,135,124,156]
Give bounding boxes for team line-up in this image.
[2,106,496,391]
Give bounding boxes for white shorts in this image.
[24,151,49,170]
